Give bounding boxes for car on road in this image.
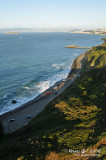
[26,115,33,119]
[8,119,15,123]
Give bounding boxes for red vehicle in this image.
[45,91,52,95]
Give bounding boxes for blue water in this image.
[0,32,105,115]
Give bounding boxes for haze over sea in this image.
[0,32,105,115]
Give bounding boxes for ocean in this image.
[0,32,105,115]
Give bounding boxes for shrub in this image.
[45,151,59,160]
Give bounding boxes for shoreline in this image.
[0,67,71,117]
[0,52,86,133]
[0,66,71,117]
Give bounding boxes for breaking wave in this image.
[0,62,71,115]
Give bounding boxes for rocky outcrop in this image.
[65,45,90,49]
[12,100,17,104]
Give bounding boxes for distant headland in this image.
[71,28,106,35]
[0,28,106,34]
[4,32,19,34]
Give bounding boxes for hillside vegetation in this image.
[0,42,106,160]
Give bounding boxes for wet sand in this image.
[0,52,85,134]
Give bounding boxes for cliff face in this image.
[83,44,106,68]
[0,43,106,160]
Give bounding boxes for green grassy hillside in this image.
[0,43,106,160]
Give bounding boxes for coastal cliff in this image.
[0,42,106,160]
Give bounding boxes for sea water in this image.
[0,32,105,115]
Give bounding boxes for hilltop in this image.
[0,42,106,160]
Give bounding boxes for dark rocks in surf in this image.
[12,100,17,104]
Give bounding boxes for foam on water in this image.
[38,81,50,93]
[23,86,31,90]
[0,33,105,115]
[0,61,71,115]
[52,63,64,70]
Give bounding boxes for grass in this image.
[0,43,106,160]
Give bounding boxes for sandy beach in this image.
[0,52,85,134]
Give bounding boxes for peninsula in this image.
[4,32,19,34]
[71,28,106,35]
[65,45,91,49]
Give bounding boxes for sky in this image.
[0,0,106,29]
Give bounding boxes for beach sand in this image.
[0,52,85,134]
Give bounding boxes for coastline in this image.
[0,52,86,133]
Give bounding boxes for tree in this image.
[101,38,106,44]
